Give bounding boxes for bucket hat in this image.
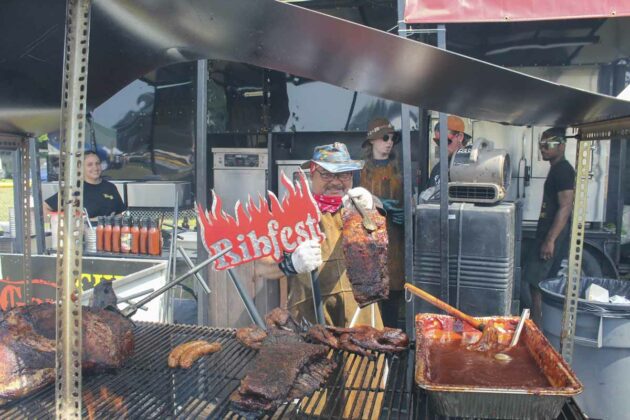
[363,117,400,147]
[300,142,364,173]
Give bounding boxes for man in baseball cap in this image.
[426,115,470,190]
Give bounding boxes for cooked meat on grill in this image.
[265,307,301,333]
[230,336,335,415]
[168,340,222,368]
[236,326,268,350]
[179,342,222,368]
[306,324,339,349]
[287,357,337,399]
[0,303,134,405]
[236,308,303,350]
[307,325,409,357]
[342,206,389,307]
[168,340,208,368]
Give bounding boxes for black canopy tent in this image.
[1,0,629,417]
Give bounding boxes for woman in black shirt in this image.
[44,151,127,218]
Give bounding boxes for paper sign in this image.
[197,170,324,270]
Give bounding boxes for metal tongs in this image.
[349,195,376,232]
[121,246,232,318]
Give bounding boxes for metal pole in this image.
[177,245,211,294]
[18,140,32,304]
[195,59,210,326]
[29,137,46,254]
[437,25,450,305]
[226,268,266,329]
[560,140,592,364]
[55,0,92,417]
[12,150,24,254]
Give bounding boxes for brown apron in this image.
[360,160,405,291]
[288,212,385,419]
[287,211,383,328]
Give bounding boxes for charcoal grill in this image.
[0,322,403,419]
[0,322,586,419]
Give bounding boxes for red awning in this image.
[404,0,630,23]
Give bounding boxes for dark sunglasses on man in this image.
[539,135,565,150]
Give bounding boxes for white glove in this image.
[342,187,374,210]
[290,239,323,273]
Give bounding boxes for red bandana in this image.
[313,194,342,213]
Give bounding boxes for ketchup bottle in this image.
[96,216,104,251]
[112,216,121,253]
[104,216,113,252]
[130,217,140,254]
[139,218,148,255]
[148,219,161,256]
[120,217,131,254]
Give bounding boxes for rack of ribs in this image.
[230,333,335,415]
[342,205,389,307]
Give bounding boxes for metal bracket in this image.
[560,140,592,364]
[55,0,92,417]
[20,139,31,305]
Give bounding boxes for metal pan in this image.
[415,314,583,419]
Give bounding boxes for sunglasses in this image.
[539,140,562,150]
[315,170,353,182]
[381,133,396,142]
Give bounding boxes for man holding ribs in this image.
[255,142,386,329]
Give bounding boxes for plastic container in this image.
[540,277,630,420]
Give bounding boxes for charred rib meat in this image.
[0,304,134,405]
[235,308,303,350]
[307,325,409,357]
[342,206,389,307]
[230,338,335,415]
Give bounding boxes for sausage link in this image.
[167,340,208,368]
[179,342,222,369]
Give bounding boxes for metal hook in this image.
[405,287,413,303]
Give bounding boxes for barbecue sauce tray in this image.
[415,314,583,420]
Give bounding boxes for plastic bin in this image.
[539,277,630,420]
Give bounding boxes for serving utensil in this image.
[404,283,484,331]
[349,195,377,232]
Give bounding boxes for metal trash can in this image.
[539,277,630,420]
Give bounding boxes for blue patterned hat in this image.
[300,142,364,173]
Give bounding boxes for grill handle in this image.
[122,246,232,318]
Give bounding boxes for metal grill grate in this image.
[0,322,587,419]
[0,322,408,420]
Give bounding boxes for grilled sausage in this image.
[179,342,222,368]
[167,340,208,368]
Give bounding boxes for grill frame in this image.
[0,322,586,419]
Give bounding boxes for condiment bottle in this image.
[148,219,161,256]
[120,217,131,254]
[139,218,148,255]
[112,216,121,253]
[104,216,113,252]
[96,216,104,251]
[130,217,140,254]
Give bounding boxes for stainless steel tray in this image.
[415,314,583,419]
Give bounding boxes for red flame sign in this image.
[197,170,324,270]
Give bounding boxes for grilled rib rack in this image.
[0,322,585,419]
